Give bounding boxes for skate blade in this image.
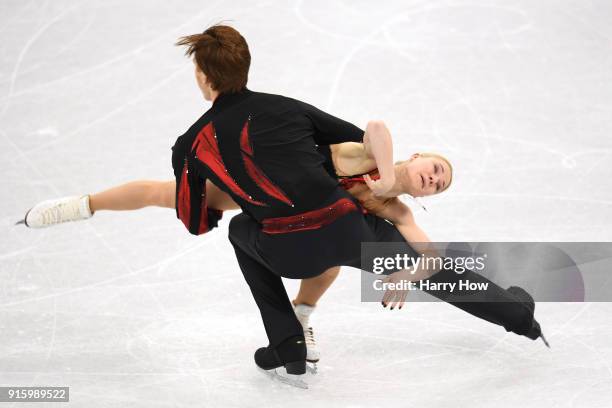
[306,362,318,375]
[259,367,309,389]
[18,208,32,227]
[540,332,551,348]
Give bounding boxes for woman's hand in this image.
[364,173,396,197]
[380,269,414,310]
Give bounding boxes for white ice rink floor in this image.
[1,0,612,406]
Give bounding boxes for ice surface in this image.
[1,0,611,406]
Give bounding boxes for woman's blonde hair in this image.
[396,153,453,193]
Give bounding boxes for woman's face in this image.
[399,154,452,197]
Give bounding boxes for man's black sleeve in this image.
[294,99,364,145]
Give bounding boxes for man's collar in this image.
[212,88,253,109]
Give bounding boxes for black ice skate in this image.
[255,335,314,389]
[507,286,550,348]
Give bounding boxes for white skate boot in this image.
[19,195,92,228]
[293,303,320,366]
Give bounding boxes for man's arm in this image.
[295,99,364,145]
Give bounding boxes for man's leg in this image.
[228,213,303,348]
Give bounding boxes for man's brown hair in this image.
[176,25,250,94]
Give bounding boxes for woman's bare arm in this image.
[373,199,442,308]
[361,120,395,195]
[375,199,431,248]
[376,199,438,268]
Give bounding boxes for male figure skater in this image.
[171,25,400,378]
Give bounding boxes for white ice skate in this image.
[18,195,92,228]
[294,303,320,370]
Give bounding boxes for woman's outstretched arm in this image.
[372,199,443,307]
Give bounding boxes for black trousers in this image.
[229,189,369,346]
[229,191,533,347]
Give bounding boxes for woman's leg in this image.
[23,177,235,229]
[89,180,175,213]
[293,267,341,363]
[22,180,176,228]
[293,266,341,307]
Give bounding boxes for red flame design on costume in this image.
[177,161,191,230]
[239,119,294,206]
[191,122,266,206]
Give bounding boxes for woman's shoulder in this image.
[331,142,376,176]
[331,142,364,158]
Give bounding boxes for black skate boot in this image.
[255,335,310,388]
[507,286,550,348]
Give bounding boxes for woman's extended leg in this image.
[89,180,175,212]
[22,179,176,228]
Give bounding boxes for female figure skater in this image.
[20,145,453,357]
